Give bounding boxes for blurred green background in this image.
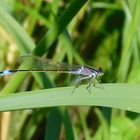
[0,0,140,139]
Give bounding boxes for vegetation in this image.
[0,0,140,139]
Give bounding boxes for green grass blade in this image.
[0,4,35,53]
[33,0,87,56]
[45,107,62,140]
[62,109,75,140]
[0,73,27,95]
[78,109,90,140]
[118,0,140,81]
[0,84,140,113]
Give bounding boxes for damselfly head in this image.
[97,67,104,76]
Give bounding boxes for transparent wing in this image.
[19,55,81,71]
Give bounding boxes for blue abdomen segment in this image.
[0,70,16,76]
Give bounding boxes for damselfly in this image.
[0,55,104,92]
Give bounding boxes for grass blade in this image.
[0,4,35,53]
[45,107,62,140]
[0,84,140,113]
[33,0,87,56]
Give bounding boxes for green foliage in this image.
[0,0,140,139]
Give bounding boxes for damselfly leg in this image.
[71,77,80,93]
[72,74,103,93]
[87,77,94,93]
[94,77,104,89]
[72,76,85,93]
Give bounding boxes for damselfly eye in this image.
[98,67,104,75]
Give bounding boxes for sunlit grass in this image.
[0,0,140,139]
[0,84,140,113]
